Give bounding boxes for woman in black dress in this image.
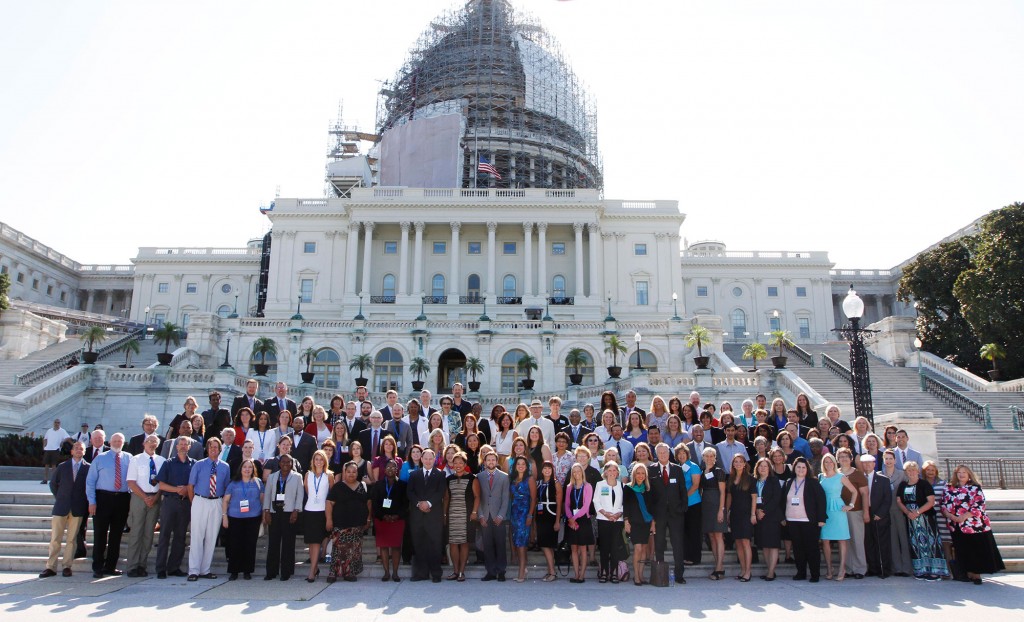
[699,447,727,580]
[623,462,656,586]
[325,461,372,583]
[769,447,795,563]
[535,461,562,582]
[726,454,757,581]
[753,458,782,580]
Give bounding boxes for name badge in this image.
[537,502,544,511]
[382,498,392,509]
[240,500,250,513]
[669,478,677,484]
[790,496,800,506]
[601,488,610,496]
[756,496,763,505]
[705,472,715,480]
[572,443,578,449]
[276,493,286,503]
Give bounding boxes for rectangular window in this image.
[796,286,807,297]
[181,313,191,328]
[551,242,565,255]
[303,242,317,254]
[59,291,67,302]
[503,242,517,255]
[0,265,7,274]
[799,318,811,339]
[154,313,166,325]
[46,285,54,296]
[696,285,708,297]
[384,241,398,254]
[634,243,647,256]
[300,279,314,303]
[767,286,778,297]
[636,281,649,306]
[16,272,24,283]
[467,241,481,255]
[185,283,198,294]
[433,241,446,254]
[157,282,169,294]
[769,316,781,331]
[32,279,40,290]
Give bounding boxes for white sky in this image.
[1,0,1021,269]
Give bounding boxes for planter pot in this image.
[520,378,536,390]
[354,377,369,387]
[693,356,710,370]
[156,352,174,366]
[411,380,425,391]
[468,381,481,392]
[82,352,99,365]
[607,366,622,379]
[568,373,584,386]
[118,364,135,369]
[988,369,1002,382]
[771,356,788,369]
[253,363,269,376]
[300,372,315,384]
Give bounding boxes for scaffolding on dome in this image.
[374,0,603,191]
[325,103,379,198]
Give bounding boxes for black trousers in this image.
[410,511,443,580]
[76,515,88,556]
[155,495,190,573]
[654,510,686,576]
[92,491,130,573]
[266,512,297,578]
[789,521,821,579]
[865,517,893,576]
[479,521,508,577]
[402,518,415,564]
[597,520,623,575]
[684,502,703,564]
[227,515,261,574]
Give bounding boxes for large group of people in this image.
[39,382,1005,587]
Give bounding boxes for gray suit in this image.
[384,419,415,458]
[687,440,714,466]
[477,468,510,577]
[160,437,204,461]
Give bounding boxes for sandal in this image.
[709,571,721,581]
[446,572,458,581]
[457,573,465,582]
[610,575,619,584]
[381,574,391,582]
[543,573,556,582]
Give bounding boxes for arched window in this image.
[467,274,481,302]
[564,350,594,386]
[312,348,341,390]
[216,305,232,318]
[431,274,445,298]
[501,349,528,393]
[249,351,278,380]
[374,348,404,393]
[502,275,517,298]
[552,275,566,298]
[382,274,396,298]
[627,349,658,372]
[732,309,747,339]
[181,313,191,328]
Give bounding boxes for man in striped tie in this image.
[187,437,230,581]
[85,432,132,578]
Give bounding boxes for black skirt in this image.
[303,510,327,544]
[536,512,558,549]
[952,530,1005,575]
[627,519,652,545]
[564,516,595,546]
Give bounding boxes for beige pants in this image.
[846,510,868,574]
[125,494,162,571]
[47,513,82,571]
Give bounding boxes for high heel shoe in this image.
[835,572,845,582]
[825,566,834,581]
[739,575,751,582]
[305,568,320,583]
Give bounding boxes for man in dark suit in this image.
[379,389,399,421]
[289,416,317,475]
[217,429,243,465]
[649,443,688,584]
[340,401,367,439]
[450,383,474,418]
[264,381,297,427]
[686,425,713,469]
[231,379,265,422]
[202,391,232,441]
[560,409,589,450]
[476,451,510,581]
[128,414,164,456]
[40,441,89,578]
[384,403,414,459]
[407,448,447,582]
[859,455,893,578]
[84,430,109,464]
[619,390,646,427]
[356,411,395,462]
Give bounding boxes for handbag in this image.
[650,561,671,587]
[616,560,630,582]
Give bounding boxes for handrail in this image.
[821,353,852,383]
[922,375,992,429]
[784,342,814,366]
[1011,406,1024,432]
[942,458,1024,490]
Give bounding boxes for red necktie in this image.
[113,453,122,489]
[663,466,669,485]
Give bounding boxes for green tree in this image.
[0,272,10,312]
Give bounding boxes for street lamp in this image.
[292,295,303,320]
[143,306,151,338]
[220,330,234,369]
[835,285,878,428]
[229,294,239,319]
[634,331,643,371]
[671,292,680,321]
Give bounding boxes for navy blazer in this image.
[50,459,90,517]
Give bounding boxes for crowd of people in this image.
[38,381,1005,587]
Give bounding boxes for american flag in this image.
[478,157,502,180]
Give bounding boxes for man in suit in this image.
[264,382,297,427]
[686,425,712,470]
[561,409,588,450]
[419,389,438,419]
[384,403,414,459]
[84,429,109,464]
[217,428,243,465]
[160,421,204,460]
[649,443,688,584]
[619,390,646,427]
[476,451,510,581]
[231,379,265,422]
[379,389,399,421]
[40,441,89,578]
[450,383,474,418]
[859,454,893,578]
[407,448,447,582]
[357,411,395,462]
[341,400,367,439]
[85,432,132,578]
[128,414,163,456]
[289,416,317,475]
[893,430,923,470]
[202,391,232,442]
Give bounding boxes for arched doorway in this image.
[437,348,467,394]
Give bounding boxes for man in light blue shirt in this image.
[716,424,747,474]
[606,423,634,469]
[85,432,132,578]
[187,437,231,581]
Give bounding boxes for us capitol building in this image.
[0,1,920,429]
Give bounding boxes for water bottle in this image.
[669,568,675,583]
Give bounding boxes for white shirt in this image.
[593,480,624,521]
[305,471,331,511]
[43,428,70,451]
[247,428,278,462]
[127,452,166,493]
[73,431,91,444]
[493,429,516,455]
[516,416,555,448]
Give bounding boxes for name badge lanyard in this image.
[257,430,267,459]
[792,478,805,502]
[313,473,325,499]
[573,486,584,512]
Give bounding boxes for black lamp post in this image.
[229,294,239,319]
[634,331,643,371]
[219,330,233,369]
[292,295,303,320]
[835,285,879,428]
[671,292,681,321]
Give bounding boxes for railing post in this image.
[998,459,1007,490]
[984,404,993,430]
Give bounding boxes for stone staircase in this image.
[0,340,88,397]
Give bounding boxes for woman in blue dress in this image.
[509,456,536,583]
[897,461,950,581]
[818,453,858,581]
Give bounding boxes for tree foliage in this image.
[0,272,10,312]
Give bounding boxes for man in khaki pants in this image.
[125,434,165,577]
[39,441,89,578]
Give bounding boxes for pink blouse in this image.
[564,482,594,520]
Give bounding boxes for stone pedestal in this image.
[874,411,942,463]
[865,316,918,366]
[694,369,714,390]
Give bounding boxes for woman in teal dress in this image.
[509,456,536,582]
[896,461,950,581]
[818,454,858,580]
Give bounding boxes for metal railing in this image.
[369,296,395,304]
[458,296,483,304]
[943,458,1024,489]
[422,296,447,305]
[1011,406,1024,431]
[922,374,992,429]
[784,342,814,366]
[496,297,522,305]
[548,296,574,306]
[15,329,143,386]
[821,353,852,382]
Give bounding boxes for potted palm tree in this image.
[350,353,372,387]
[742,342,767,372]
[250,336,277,376]
[409,357,430,391]
[300,347,318,384]
[517,353,538,390]
[565,347,588,385]
[465,357,484,392]
[980,343,1006,382]
[80,326,107,364]
[767,329,794,369]
[685,324,711,369]
[153,322,182,366]
[119,339,141,368]
[604,335,628,379]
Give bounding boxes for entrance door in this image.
[437,348,467,394]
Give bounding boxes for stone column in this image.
[412,221,425,296]
[360,221,374,297]
[523,222,534,297]
[486,221,497,298]
[573,222,585,298]
[345,222,360,296]
[398,221,411,296]
[448,221,461,300]
[588,223,601,299]
[538,222,548,297]
[86,290,95,314]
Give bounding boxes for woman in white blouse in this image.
[596,409,617,444]
[247,411,277,463]
[594,461,625,583]
[304,450,331,583]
